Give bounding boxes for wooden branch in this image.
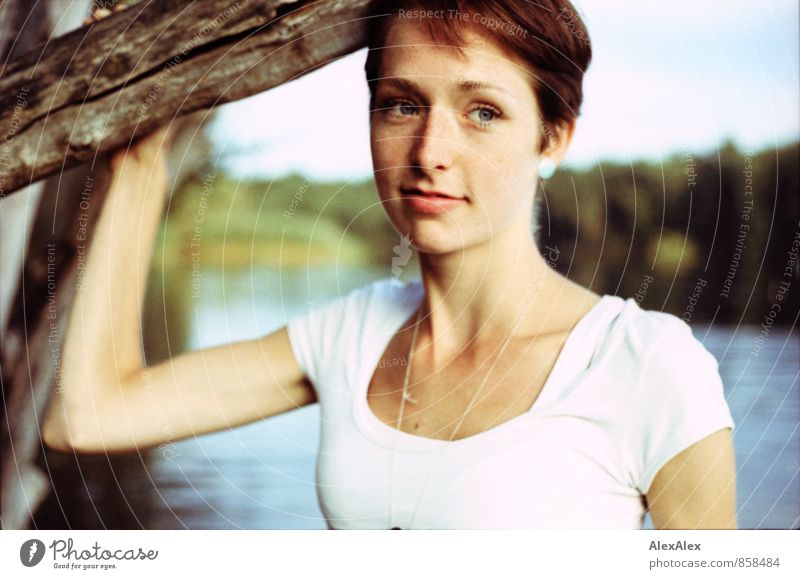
[0,0,373,197]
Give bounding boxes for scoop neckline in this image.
[353,284,616,451]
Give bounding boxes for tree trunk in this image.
[0,0,94,531]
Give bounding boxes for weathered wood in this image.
[0,0,95,530]
[0,0,372,197]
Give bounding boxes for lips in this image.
[401,188,465,200]
[400,187,468,215]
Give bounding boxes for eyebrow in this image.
[377,77,512,98]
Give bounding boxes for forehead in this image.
[378,17,534,95]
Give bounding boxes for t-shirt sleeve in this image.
[285,298,326,390]
[624,319,735,495]
[285,280,388,397]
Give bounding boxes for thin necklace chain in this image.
[387,307,422,527]
[389,270,546,529]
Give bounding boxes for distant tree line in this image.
[539,140,798,325]
[165,140,798,326]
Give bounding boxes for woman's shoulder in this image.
[600,295,706,360]
[605,298,726,406]
[538,276,709,365]
[578,293,723,394]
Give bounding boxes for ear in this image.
[542,120,576,164]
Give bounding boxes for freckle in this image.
[414,422,419,430]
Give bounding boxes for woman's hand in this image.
[84,3,176,175]
[108,124,176,177]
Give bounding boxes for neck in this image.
[415,219,565,363]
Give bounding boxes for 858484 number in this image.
[736,558,780,567]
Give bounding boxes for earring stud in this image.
[538,157,556,180]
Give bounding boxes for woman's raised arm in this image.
[42,123,315,455]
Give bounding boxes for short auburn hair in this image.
[364,0,592,154]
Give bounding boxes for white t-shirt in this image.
[286,278,735,529]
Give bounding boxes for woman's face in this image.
[370,17,547,254]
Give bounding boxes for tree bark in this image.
[0,0,372,198]
[0,0,94,531]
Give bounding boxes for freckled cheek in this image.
[371,142,409,199]
[491,144,537,188]
[374,173,394,204]
[370,154,402,202]
[469,161,533,216]
[370,127,405,167]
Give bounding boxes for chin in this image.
[378,192,489,255]
[399,219,485,256]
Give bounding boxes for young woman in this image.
[43,0,736,530]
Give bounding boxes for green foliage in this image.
[540,140,798,324]
[158,172,398,268]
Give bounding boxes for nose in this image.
[410,105,456,174]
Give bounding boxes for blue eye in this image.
[469,106,501,126]
[398,102,417,115]
[382,99,418,116]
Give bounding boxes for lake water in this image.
[40,266,799,530]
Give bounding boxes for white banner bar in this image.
[2,530,798,578]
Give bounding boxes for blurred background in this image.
[17,0,799,529]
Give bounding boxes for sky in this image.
[207,0,799,181]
